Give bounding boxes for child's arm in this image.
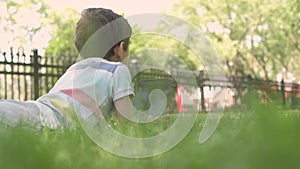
[114,89,167,123]
[114,95,135,120]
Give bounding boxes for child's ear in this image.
[113,42,124,57]
[120,41,126,51]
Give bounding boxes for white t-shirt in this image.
[37,58,134,127]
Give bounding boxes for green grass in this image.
[1,100,300,169]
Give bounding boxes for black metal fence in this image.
[0,48,76,100]
[129,64,300,111]
[200,75,300,110]
[1,48,299,110]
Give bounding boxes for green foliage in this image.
[167,0,300,80]
[0,0,78,57]
[1,0,51,46]
[2,0,299,77]
[129,29,201,71]
[45,8,79,57]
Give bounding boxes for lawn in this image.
[1,99,300,169]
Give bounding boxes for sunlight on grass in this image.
[0,98,300,169]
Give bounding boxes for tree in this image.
[166,0,300,80]
[0,0,79,57]
[45,8,79,57]
[0,0,51,53]
[128,20,201,71]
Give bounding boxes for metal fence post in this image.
[281,79,286,106]
[199,70,206,112]
[32,49,39,100]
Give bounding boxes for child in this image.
[0,8,135,129]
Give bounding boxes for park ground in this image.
[0,97,300,169]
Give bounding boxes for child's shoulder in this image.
[69,58,128,73]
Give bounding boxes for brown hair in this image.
[75,8,131,59]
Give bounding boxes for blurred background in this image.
[0,0,299,110]
[1,0,299,81]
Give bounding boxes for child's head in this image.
[75,8,131,61]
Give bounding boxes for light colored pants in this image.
[0,100,62,129]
